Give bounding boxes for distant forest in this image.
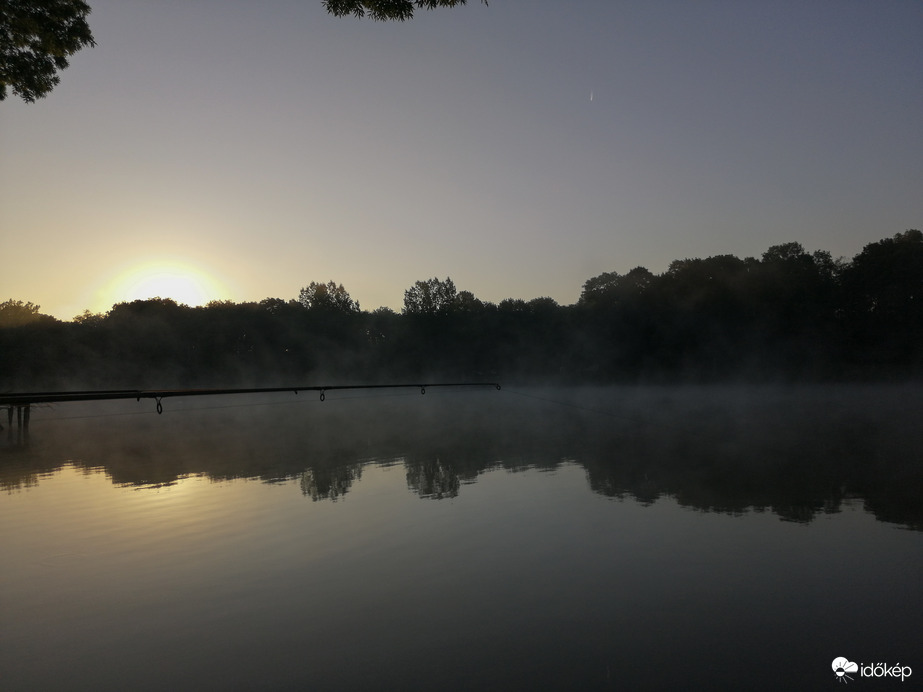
[1,231,920,388]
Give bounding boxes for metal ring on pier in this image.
[155,398,163,415]
[320,390,325,402]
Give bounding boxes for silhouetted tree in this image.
[761,241,810,264]
[841,230,923,374]
[653,255,758,377]
[402,276,457,315]
[526,296,559,314]
[365,306,397,347]
[844,231,922,318]
[578,267,654,308]
[0,302,64,389]
[259,297,290,314]
[748,242,842,374]
[0,0,96,101]
[454,290,485,313]
[298,281,360,313]
[72,309,104,326]
[574,267,662,379]
[323,0,486,21]
[0,299,54,326]
[101,299,196,384]
[577,270,620,307]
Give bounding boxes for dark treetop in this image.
[0,0,95,102]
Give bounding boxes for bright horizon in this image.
[9,231,914,321]
[2,0,920,321]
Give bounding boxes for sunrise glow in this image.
[95,259,229,311]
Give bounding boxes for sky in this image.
[1,0,921,320]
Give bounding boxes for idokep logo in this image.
[832,657,913,683]
[833,658,859,683]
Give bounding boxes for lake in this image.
[1,385,921,690]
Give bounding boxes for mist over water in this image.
[5,384,920,528]
[1,385,921,690]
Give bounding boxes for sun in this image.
[122,268,209,305]
[96,259,230,310]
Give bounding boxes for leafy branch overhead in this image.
[0,0,96,102]
[323,0,486,22]
[0,0,479,101]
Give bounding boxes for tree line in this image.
[1,230,920,388]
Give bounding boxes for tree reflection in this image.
[405,456,462,499]
[300,463,363,502]
[3,386,920,530]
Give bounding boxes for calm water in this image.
[1,385,921,690]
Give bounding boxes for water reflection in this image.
[2,385,921,529]
[300,463,363,502]
[2,388,922,691]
